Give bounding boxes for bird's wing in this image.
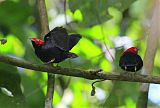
[44,27,68,51]
[67,34,82,50]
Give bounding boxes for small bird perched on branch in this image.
[119,47,143,72]
[31,27,82,64]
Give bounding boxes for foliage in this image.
[0,0,159,108]
[69,0,135,27]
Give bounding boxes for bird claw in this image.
[125,66,127,71]
[134,66,137,72]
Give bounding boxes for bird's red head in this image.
[31,38,44,45]
[123,47,139,55]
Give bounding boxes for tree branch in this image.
[0,54,160,84]
[37,0,49,36]
[37,0,54,108]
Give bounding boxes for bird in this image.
[31,27,82,64]
[119,47,143,72]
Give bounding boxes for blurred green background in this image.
[0,0,159,108]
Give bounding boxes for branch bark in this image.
[37,0,49,36]
[37,0,55,108]
[1,54,160,84]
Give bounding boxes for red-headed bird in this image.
[119,47,143,72]
[31,27,82,64]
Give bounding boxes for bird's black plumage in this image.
[119,50,143,72]
[31,27,82,63]
[119,53,143,72]
[44,27,81,51]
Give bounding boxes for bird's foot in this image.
[43,58,55,65]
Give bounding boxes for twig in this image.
[37,0,55,108]
[45,73,55,108]
[1,54,160,84]
[37,0,49,36]
[100,26,115,61]
[94,8,114,61]
[91,79,105,96]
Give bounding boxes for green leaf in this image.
[0,1,31,27]
[69,0,136,27]
[0,34,25,57]
[0,63,25,108]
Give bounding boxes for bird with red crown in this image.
[119,47,143,72]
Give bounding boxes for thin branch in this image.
[37,0,54,108]
[91,79,105,96]
[94,7,114,61]
[37,0,49,36]
[1,54,160,84]
[45,73,55,108]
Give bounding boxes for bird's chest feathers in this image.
[35,46,68,62]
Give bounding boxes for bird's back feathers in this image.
[44,27,81,51]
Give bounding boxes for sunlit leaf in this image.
[71,80,90,108]
[53,90,61,105]
[0,34,25,57]
[73,9,83,22]
[125,97,136,108]
[126,20,142,40]
[100,59,112,72]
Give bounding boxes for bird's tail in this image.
[68,34,82,50]
[67,52,78,58]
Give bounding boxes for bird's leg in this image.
[121,65,135,77]
[134,63,138,75]
[134,66,141,75]
[134,66,137,72]
[120,63,128,74]
[44,58,55,65]
[125,66,127,71]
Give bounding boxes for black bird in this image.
[119,47,143,72]
[31,27,82,63]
